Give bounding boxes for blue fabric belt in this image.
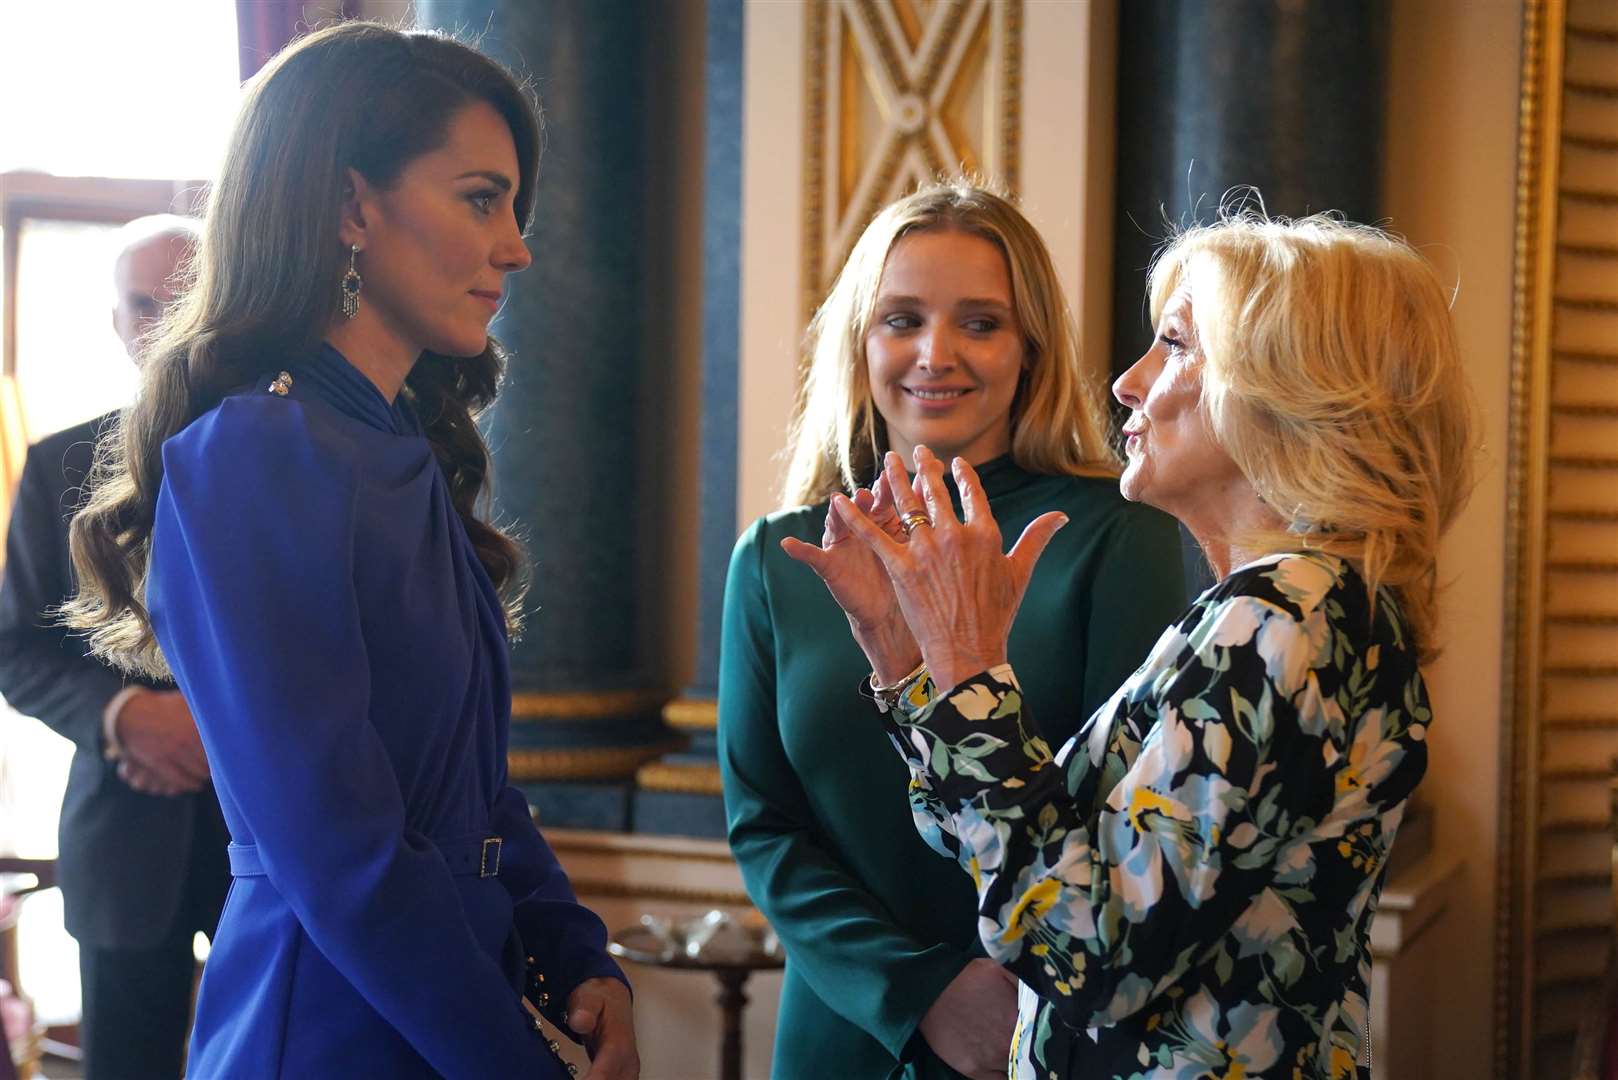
[227,834,504,879]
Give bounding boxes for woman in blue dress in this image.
[63,23,637,1079]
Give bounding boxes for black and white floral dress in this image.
[878,552,1426,1079]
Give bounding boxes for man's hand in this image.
[567,976,638,1080]
[918,959,1018,1080]
[113,689,209,797]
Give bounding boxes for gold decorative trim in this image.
[507,738,687,782]
[1498,0,1567,1074]
[568,878,753,908]
[803,0,829,327]
[802,0,1024,321]
[635,761,724,797]
[662,696,718,731]
[509,688,670,722]
[544,827,736,864]
[1001,0,1022,196]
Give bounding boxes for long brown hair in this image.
[64,21,542,678]
[782,179,1117,509]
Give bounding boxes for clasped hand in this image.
[566,976,639,1079]
[783,446,1068,694]
[115,689,210,797]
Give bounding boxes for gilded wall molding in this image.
[1496,0,1618,1071]
[507,738,686,783]
[661,696,718,731]
[509,688,670,722]
[635,761,724,797]
[802,0,1023,320]
[1498,2,1558,1070]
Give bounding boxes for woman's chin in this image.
[427,331,491,359]
[1118,463,1149,504]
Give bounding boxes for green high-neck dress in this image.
[718,457,1189,1079]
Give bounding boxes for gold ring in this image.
[900,510,931,535]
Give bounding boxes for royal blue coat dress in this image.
[146,345,624,1078]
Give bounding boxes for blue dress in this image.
[147,345,624,1078]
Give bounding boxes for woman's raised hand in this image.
[832,447,1068,693]
[781,472,922,684]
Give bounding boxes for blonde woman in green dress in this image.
[800,212,1476,1077]
[718,181,1187,1080]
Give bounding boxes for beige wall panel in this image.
[1541,776,1607,825]
[1557,197,1618,245]
[1549,465,1618,511]
[1559,144,1618,194]
[1382,0,1520,1076]
[1569,0,1618,28]
[1555,250,1618,293]
[1548,411,1618,457]
[738,1,809,523]
[1541,725,1618,771]
[1537,827,1612,879]
[1562,89,1618,136]
[1545,673,1618,716]
[1552,357,1618,406]
[1544,621,1618,665]
[1553,305,1618,351]
[1545,519,1618,560]
[1545,567,1618,613]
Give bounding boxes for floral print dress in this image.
[877,552,1426,1079]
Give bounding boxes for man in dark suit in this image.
[0,216,228,1080]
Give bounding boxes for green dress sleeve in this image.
[718,518,973,1065]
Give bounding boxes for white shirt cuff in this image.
[101,686,145,761]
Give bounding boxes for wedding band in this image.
[900,510,931,535]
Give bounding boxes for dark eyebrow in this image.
[455,170,513,191]
[873,293,1009,310]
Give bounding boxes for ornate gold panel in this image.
[802,0,1023,318]
[1500,0,1618,1074]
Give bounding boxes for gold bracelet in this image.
[868,660,927,710]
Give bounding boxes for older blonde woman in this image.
[792,212,1475,1078]
[718,181,1187,1080]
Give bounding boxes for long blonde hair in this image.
[781,179,1116,508]
[1148,211,1476,661]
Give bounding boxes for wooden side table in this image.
[608,925,784,1080]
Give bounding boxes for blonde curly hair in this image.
[1148,211,1477,662]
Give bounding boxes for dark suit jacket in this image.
[0,412,227,949]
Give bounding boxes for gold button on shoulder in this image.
[269,371,293,396]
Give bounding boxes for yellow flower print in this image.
[1001,878,1061,942]
[1126,786,1179,832]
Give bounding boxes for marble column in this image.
[415,0,680,829]
[632,0,745,839]
[1110,0,1391,592]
